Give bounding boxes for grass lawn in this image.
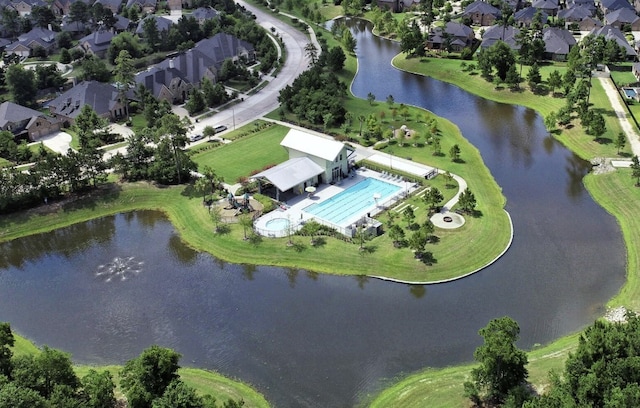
[191,123,289,182]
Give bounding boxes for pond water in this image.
[0,21,627,408]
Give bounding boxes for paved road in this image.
[187,0,315,139]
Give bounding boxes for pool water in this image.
[624,88,637,98]
[265,218,290,231]
[304,178,401,226]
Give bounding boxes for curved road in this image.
[189,1,313,137]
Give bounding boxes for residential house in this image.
[542,27,576,60]
[0,101,60,141]
[514,7,548,27]
[113,14,131,32]
[9,0,46,16]
[374,0,419,12]
[589,25,637,59]
[167,0,192,11]
[52,0,91,17]
[567,0,597,14]
[605,8,640,31]
[78,30,114,58]
[61,16,88,36]
[480,24,521,50]
[462,0,500,26]
[253,128,353,201]
[532,0,559,16]
[578,16,604,30]
[600,0,634,15]
[190,6,219,24]
[134,64,192,104]
[426,21,475,51]
[134,32,256,103]
[126,0,156,13]
[5,27,56,57]
[558,6,594,26]
[135,15,173,36]
[47,81,128,125]
[93,0,122,13]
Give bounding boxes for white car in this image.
[189,134,204,142]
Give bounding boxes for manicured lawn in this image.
[191,123,289,182]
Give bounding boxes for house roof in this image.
[532,0,558,10]
[136,15,173,34]
[463,0,500,16]
[280,129,346,162]
[0,101,50,128]
[480,25,521,49]
[46,81,120,119]
[542,27,576,55]
[442,21,474,38]
[589,25,637,56]
[514,7,548,23]
[253,157,325,192]
[126,0,155,8]
[558,5,593,20]
[79,30,115,53]
[114,14,130,31]
[93,0,121,11]
[605,7,640,25]
[193,32,255,64]
[600,0,634,11]
[17,27,55,43]
[191,6,218,21]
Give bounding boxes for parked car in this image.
[189,133,204,142]
[214,125,227,133]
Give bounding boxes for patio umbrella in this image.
[305,186,316,193]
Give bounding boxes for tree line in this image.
[0,322,245,408]
[465,313,640,407]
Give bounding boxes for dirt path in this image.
[598,77,640,157]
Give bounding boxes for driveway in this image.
[38,131,73,155]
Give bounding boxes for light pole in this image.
[232,107,236,130]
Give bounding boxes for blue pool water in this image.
[265,218,290,231]
[624,88,637,98]
[304,178,401,226]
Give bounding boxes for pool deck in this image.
[254,168,417,237]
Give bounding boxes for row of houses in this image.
[0,29,255,142]
[2,0,198,18]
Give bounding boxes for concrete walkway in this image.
[599,77,640,157]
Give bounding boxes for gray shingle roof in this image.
[0,101,50,128]
[46,81,120,119]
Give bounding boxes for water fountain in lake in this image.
[95,256,144,282]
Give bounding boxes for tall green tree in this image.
[12,346,79,399]
[82,369,117,408]
[458,188,477,213]
[615,132,626,155]
[120,346,181,408]
[0,323,14,378]
[114,50,135,119]
[5,65,36,107]
[74,105,108,148]
[465,317,528,404]
[631,155,640,186]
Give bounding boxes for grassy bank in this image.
[9,333,269,407]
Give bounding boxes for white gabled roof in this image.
[280,128,345,162]
[253,157,325,192]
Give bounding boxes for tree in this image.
[142,17,160,52]
[527,63,542,90]
[587,111,606,140]
[35,64,65,90]
[465,317,528,404]
[548,70,562,95]
[615,132,626,155]
[631,155,640,186]
[185,88,206,115]
[80,56,112,82]
[449,144,461,162]
[326,46,346,72]
[157,114,192,184]
[69,1,90,25]
[5,65,36,107]
[0,383,48,408]
[357,114,366,135]
[342,29,356,53]
[486,41,516,81]
[458,188,477,213]
[151,379,204,408]
[114,50,135,119]
[505,64,521,90]
[31,5,56,29]
[12,346,79,399]
[0,322,14,378]
[388,224,406,247]
[304,42,318,66]
[75,105,108,148]
[423,187,444,213]
[367,92,375,105]
[400,21,423,55]
[408,228,428,257]
[544,112,557,133]
[120,346,181,408]
[402,206,415,228]
[238,213,253,240]
[82,369,116,408]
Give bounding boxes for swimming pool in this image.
[304,178,401,227]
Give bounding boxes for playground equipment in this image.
[227,192,254,215]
